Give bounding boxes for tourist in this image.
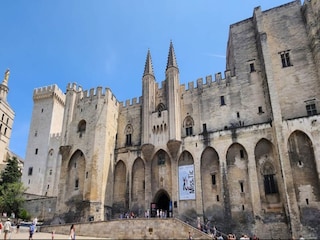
[69,224,76,240]
[3,218,11,240]
[16,221,20,233]
[29,222,36,240]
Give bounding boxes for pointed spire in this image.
[143,49,154,77]
[166,41,178,71]
[2,69,10,86]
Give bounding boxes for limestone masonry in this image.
[21,0,320,238]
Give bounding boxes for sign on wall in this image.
[179,165,195,200]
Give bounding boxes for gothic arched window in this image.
[156,103,166,117]
[77,120,86,137]
[125,124,133,146]
[183,116,194,136]
[262,162,278,194]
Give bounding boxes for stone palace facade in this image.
[22,0,320,238]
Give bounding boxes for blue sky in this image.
[1,0,293,158]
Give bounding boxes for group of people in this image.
[0,217,36,240]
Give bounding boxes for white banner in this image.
[179,165,195,200]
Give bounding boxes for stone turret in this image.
[142,49,156,144]
[0,69,14,169]
[165,41,181,141]
[0,69,10,102]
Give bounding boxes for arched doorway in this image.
[151,190,171,217]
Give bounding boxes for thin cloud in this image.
[204,53,226,58]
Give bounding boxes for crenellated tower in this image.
[22,84,66,196]
[165,42,181,141]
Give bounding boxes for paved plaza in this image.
[0,226,105,239]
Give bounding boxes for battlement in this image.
[67,82,119,106]
[67,82,83,92]
[181,70,233,92]
[120,96,142,109]
[33,84,66,105]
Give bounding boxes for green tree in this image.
[0,157,22,184]
[0,157,26,218]
[0,182,26,216]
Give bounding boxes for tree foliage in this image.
[0,157,22,184]
[0,157,26,217]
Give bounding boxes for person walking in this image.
[3,218,12,240]
[16,221,20,233]
[29,222,36,240]
[69,224,76,240]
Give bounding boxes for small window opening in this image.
[264,174,278,194]
[75,179,79,189]
[186,127,193,136]
[240,150,244,159]
[249,63,255,72]
[126,134,132,146]
[158,153,165,165]
[28,167,33,176]
[203,123,207,133]
[306,198,309,205]
[306,103,317,116]
[35,148,38,155]
[242,205,245,211]
[258,106,264,114]
[86,171,89,179]
[49,169,52,175]
[237,112,240,118]
[211,174,216,185]
[220,96,225,105]
[216,195,219,202]
[240,181,244,193]
[280,51,292,68]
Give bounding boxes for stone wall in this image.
[40,218,211,239]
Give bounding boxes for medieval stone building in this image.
[0,69,17,172]
[22,0,320,238]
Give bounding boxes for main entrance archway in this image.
[152,189,171,217]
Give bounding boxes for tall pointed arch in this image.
[178,151,195,202]
[288,131,320,207]
[113,160,127,214]
[66,150,86,199]
[131,158,145,213]
[151,150,172,198]
[226,143,253,223]
[200,147,222,221]
[255,139,282,208]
